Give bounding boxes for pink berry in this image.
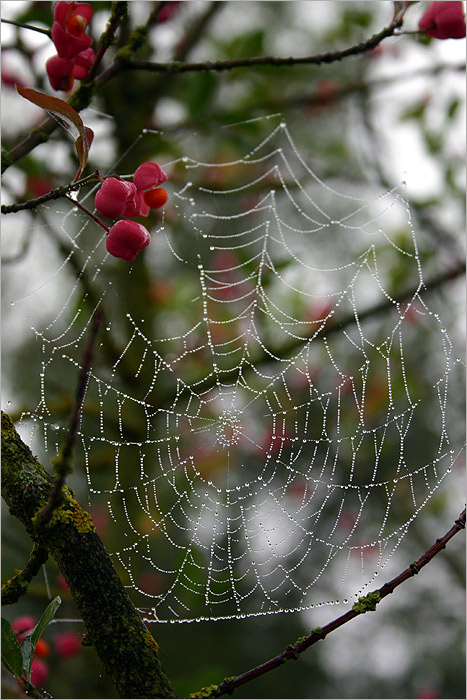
[133,161,168,192]
[46,54,75,92]
[52,2,93,58]
[156,1,182,23]
[72,47,95,80]
[95,178,137,219]
[122,190,142,218]
[106,220,151,262]
[54,631,82,659]
[418,1,466,39]
[54,1,94,28]
[30,658,49,687]
[11,615,36,636]
[51,20,93,59]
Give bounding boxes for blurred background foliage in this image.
[1,2,465,698]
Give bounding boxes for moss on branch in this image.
[1,412,177,699]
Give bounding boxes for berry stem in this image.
[65,194,109,232]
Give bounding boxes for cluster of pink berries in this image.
[95,161,168,262]
[418,1,466,39]
[46,1,95,91]
[11,615,82,691]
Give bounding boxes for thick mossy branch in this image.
[1,412,177,699]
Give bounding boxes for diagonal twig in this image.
[189,508,466,698]
[36,306,105,527]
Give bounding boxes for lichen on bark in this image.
[1,411,177,699]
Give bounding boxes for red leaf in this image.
[16,86,93,181]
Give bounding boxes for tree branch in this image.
[1,411,178,699]
[192,260,466,395]
[1,18,51,37]
[190,507,466,698]
[36,306,105,528]
[117,17,403,75]
[1,171,100,215]
[1,543,49,605]
[2,15,402,174]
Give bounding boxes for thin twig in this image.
[1,171,101,215]
[1,18,51,37]
[197,260,466,392]
[86,1,128,82]
[64,193,109,231]
[1,543,49,605]
[189,508,466,698]
[36,306,105,527]
[118,18,403,75]
[2,16,403,174]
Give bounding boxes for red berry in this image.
[156,1,182,23]
[46,54,75,92]
[67,14,87,37]
[11,615,35,636]
[143,187,168,209]
[123,191,142,218]
[72,47,95,80]
[106,220,151,262]
[133,162,167,191]
[418,1,466,39]
[30,658,49,687]
[51,20,93,59]
[56,572,70,592]
[54,2,93,27]
[54,631,82,658]
[34,639,51,658]
[95,178,137,219]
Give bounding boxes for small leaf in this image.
[1,617,23,679]
[74,126,94,181]
[21,596,61,680]
[16,86,92,180]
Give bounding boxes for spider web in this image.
[8,117,462,623]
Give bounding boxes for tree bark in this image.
[1,411,177,699]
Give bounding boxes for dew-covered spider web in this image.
[7,116,463,623]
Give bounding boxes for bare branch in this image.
[1,18,51,37]
[1,543,49,605]
[2,15,402,174]
[1,171,100,215]
[36,306,105,528]
[117,18,403,75]
[190,508,466,698]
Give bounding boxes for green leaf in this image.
[21,596,61,680]
[1,617,23,679]
[16,86,93,181]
